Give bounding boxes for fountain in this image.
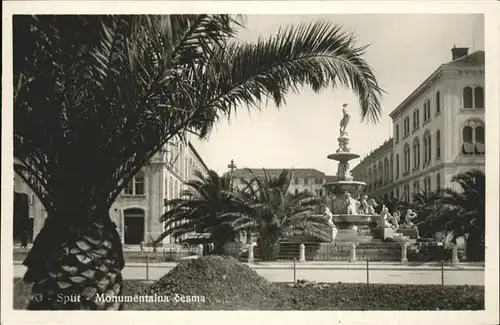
[320,104,376,243]
[320,104,417,245]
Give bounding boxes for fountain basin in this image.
[332,214,372,229]
[327,152,360,162]
[323,181,366,196]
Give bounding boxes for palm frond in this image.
[197,19,383,129]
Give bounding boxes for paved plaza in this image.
[13,261,484,286]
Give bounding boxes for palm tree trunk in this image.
[258,235,280,261]
[22,207,125,310]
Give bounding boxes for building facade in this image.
[352,47,485,202]
[351,138,394,202]
[229,168,334,197]
[14,137,209,246]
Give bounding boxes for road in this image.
[13,262,484,286]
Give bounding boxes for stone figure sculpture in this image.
[389,211,401,229]
[366,198,378,215]
[405,209,418,228]
[379,205,393,228]
[336,141,351,153]
[344,191,358,215]
[324,207,335,227]
[359,195,369,214]
[339,103,351,134]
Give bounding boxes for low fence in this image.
[127,241,480,286]
[261,242,403,262]
[125,258,483,286]
[236,242,465,263]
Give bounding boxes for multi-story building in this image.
[229,168,335,197]
[351,138,394,202]
[352,47,485,202]
[13,136,209,246]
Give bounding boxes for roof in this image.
[389,50,485,118]
[188,142,209,172]
[227,168,326,179]
[444,50,484,67]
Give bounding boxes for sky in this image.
[191,14,485,176]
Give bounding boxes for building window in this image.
[377,161,384,185]
[315,178,320,184]
[383,158,389,183]
[475,86,484,108]
[424,176,431,194]
[412,137,420,171]
[436,130,441,160]
[403,184,410,202]
[403,143,411,174]
[373,165,378,185]
[403,116,410,137]
[389,155,394,181]
[436,173,441,190]
[423,99,431,122]
[124,171,145,195]
[304,178,308,185]
[395,124,400,143]
[435,91,441,115]
[413,180,420,195]
[413,109,420,131]
[462,119,485,155]
[319,189,323,196]
[463,87,473,108]
[396,154,400,179]
[423,131,431,165]
[294,178,299,185]
[396,187,400,200]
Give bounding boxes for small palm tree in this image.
[433,170,485,261]
[235,169,330,260]
[157,170,249,254]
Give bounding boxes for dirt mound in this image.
[146,255,284,309]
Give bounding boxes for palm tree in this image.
[156,170,249,254]
[14,15,383,309]
[235,169,330,260]
[433,170,485,261]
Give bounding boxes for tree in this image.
[156,170,250,254]
[433,170,485,261]
[235,169,330,260]
[14,15,383,309]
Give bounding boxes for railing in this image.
[124,243,483,286]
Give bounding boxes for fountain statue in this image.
[404,209,418,228]
[317,103,417,246]
[379,205,394,229]
[324,207,335,227]
[389,211,401,230]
